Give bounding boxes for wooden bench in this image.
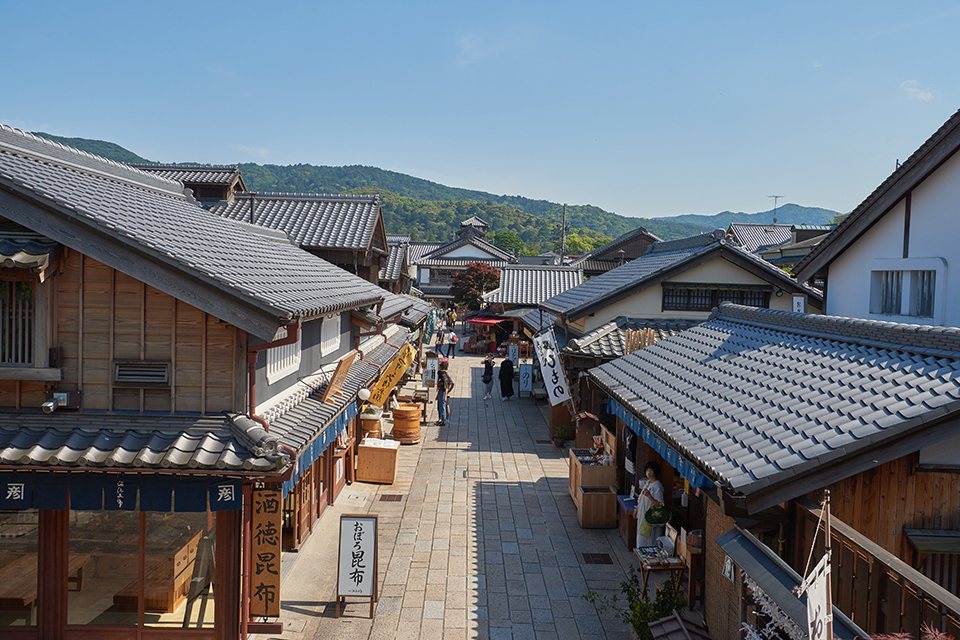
[0,553,90,610]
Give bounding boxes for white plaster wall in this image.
[444,244,501,259]
[579,256,812,334]
[826,150,960,325]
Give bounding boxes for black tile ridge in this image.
[1,125,186,197]
[131,163,240,171]
[646,229,725,254]
[714,303,960,359]
[234,191,380,203]
[501,264,582,271]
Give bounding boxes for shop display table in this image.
[633,547,686,595]
[114,530,204,613]
[617,495,638,549]
[356,438,401,484]
[0,553,90,610]
[568,449,616,510]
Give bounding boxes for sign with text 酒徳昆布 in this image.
[532,329,570,406]
[251,487,282,617]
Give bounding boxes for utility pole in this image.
[560,204,567,261]
[768,195,784,224]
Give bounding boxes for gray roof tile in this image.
[210,192,382,252]
[590,303,960,498]
[484,265,583,306]
[0,126,386,337]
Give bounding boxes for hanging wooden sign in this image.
[335,514,379,618]
[250,487,282,617]
[321,350,357,404]
[368,344,415,407]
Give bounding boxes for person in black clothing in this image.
[482,353,495,400]
[436,361,454,426]
[499,357,515,401]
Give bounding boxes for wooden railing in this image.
[796,499,960,638]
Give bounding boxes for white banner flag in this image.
[804,554,832,640]
[533,329,570,406]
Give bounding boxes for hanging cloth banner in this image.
[532,328,570,406]
[799,553,832,640]
[368,343,416,407]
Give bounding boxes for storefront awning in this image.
[467,316,507,326]
[716,527,868,640]
[0,472,242,512]
[608,399,712,490]
[905,529,960,554]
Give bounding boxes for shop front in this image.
[0,471,250,639]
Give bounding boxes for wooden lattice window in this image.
[0,280,33,365]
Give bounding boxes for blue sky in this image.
[3,1,960,218]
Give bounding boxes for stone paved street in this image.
[255,345,636,640]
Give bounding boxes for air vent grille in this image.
[114,361,170,386]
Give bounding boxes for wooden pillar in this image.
[38,509,68,640]
[216,508,242,640]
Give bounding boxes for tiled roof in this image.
[0,226,60,271]
[400,295,432,327]
[571,226,662,264]
[484,265,583,305]
[408,241,444,263]
[269,339,403,453]
[589,303,960,510]
[210,192,382,251]
[540,231,725,316]
[570,258,619,274]
[460,216,488,228]
[132,163,243,186]
[797,107,960,281]
[0,414,284,472]
[387,234,410,245]
[0,126,386,340]
[420,236,515,262]
[416,257,509,269]
[419,285,453,297]
[379,242,406,281]
[648,613,713,640]
[541,230,820,319]
[726,223,793,253]
[566,317,700,359]
[516,255,560,266]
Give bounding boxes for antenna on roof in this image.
[768,195,784,224]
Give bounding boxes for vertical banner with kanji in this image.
[532,329,571,406]
[336,514,378,618]
[804,554,832,640]
[251,487,282,617]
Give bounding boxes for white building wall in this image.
[826,150,960,326]
[443,244,501,259]
[580,256,814,334]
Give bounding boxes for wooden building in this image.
[209,192,390,286]
[0,126,394,638]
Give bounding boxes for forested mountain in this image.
[29,132,840,253]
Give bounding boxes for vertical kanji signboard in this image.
[251,487,282,617]
[336,514,378,618]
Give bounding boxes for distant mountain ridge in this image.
[31,131,839,246]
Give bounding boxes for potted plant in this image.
[553,424,569,448]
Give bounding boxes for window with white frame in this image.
[321,314,341,356]
[266,330,301,384]
[868,258,945,324]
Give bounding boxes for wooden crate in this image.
[356,440,401,484]
[113,531,204,613]
[568,449,617,509]
[578,486,617,528]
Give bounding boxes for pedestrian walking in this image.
[482,353,495,400]
[435,328,445,354]
[446,330,458,358]
[499,357,515,401]
[435,360,454,426]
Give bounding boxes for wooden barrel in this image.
[360,416,382,440]
[391,404,421,444]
